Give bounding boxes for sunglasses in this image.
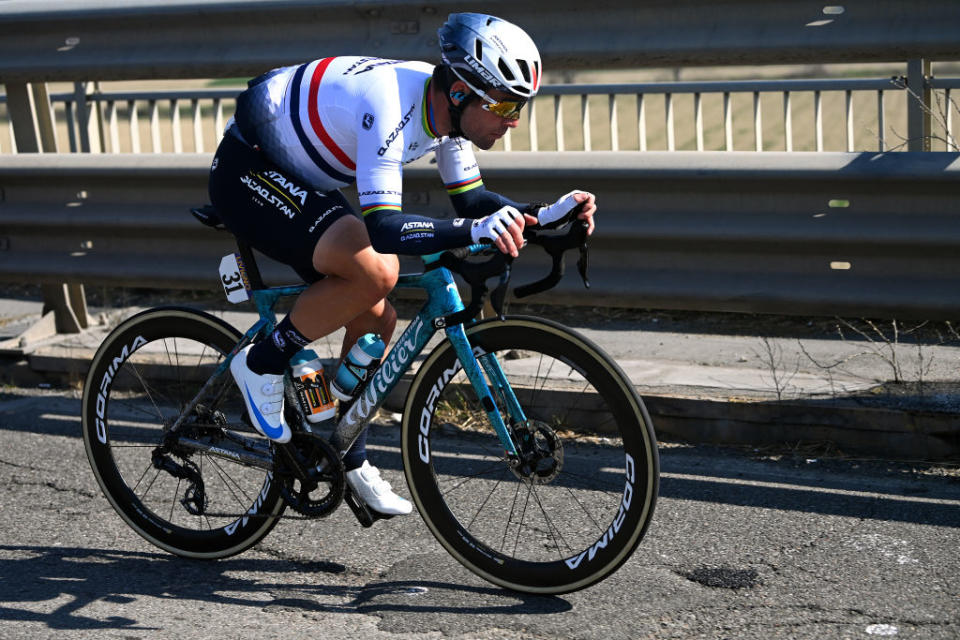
[479,95,527,120]
[451,70,528,121]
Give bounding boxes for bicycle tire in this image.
[401,316,658,594]
[82,306,285,559]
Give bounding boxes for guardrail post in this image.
[4,82,58,153]
[41,284,91,334]
[4,81,92,338]
[907,59,932,152]
[73,81,105,153]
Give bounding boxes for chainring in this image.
[277,432,345,517]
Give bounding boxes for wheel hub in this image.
[509,420,563,484]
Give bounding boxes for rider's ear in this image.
[449,81,469,106]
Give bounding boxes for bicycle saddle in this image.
[190,204,227,230]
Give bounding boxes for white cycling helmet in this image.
[437,13,542,99]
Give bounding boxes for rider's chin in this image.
[472,135,496,151]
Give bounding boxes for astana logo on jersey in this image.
[400,220,435,241]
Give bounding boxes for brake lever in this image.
[489,260,513,319]
[576,220,591,289]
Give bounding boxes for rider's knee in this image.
[358,253,398,302]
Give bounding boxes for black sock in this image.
[247,315,312,374]
[343,427,368,472]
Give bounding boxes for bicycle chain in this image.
[155,416,346,520]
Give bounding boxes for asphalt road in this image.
[1,386,958,639]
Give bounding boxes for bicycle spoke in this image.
[501,477,524,554]
[207,455,256,511]
[438,458,509,496]
[464,476,504,531]
[138,466,163,503]
[162,337,186,410]
[109,396,171,423]
[130,460,155,494]
[169,478,182,522]
[124,363,172,423]
[530,354,559,409]
[564,486,606,534]
[555,378,593,429]
[512,479,534,557]
[528,484,573,559]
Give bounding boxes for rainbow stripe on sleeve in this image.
[445,174,483,196]
[361,203,402,216]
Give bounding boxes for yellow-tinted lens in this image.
[482,100,525,120]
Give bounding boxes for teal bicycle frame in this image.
[173,246,525,461]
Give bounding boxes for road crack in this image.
[8,476,97,499]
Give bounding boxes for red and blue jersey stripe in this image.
[290,59,355,185]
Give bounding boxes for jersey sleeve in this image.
[436,137,484,200]
[436,137,530,219]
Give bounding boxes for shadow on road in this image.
[0,545,569,631]
[4,394,958,529]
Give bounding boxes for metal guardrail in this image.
[2,0,960,79]
[2,75,958,155]
[1,0,959,328]
[2,151,958,319]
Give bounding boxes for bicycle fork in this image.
[444,323,525,462]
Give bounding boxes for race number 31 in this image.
[219,253,251,303]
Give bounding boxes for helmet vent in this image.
[498,58,515,82]
[474,39,483,61]
[517,59,531,83]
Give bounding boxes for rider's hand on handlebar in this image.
[471,205,526,257]
[525,190,597,236]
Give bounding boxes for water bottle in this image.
[289,349,336,423]
[331,333,385,401]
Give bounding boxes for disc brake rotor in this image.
[510,420,563,484]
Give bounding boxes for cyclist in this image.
[207,13,597,517]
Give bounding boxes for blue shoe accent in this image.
[242,381,288,441]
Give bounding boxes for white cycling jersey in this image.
[236,56,483,217]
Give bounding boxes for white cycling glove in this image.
[471,205,523,245]
[534,190,585,229]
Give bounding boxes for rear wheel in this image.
[82,307,284,559]
[402,317,658,594]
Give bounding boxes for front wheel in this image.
[401,316,659,594]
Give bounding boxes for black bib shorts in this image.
[208,129,356,283]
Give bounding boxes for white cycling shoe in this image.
[346,461,413,516]
[230,345,292,443]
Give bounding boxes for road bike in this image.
[81,206,659,594]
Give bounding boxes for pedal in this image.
[344,486,375,527]
[343,486,395,528]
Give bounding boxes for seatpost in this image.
[236,241,266,290]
